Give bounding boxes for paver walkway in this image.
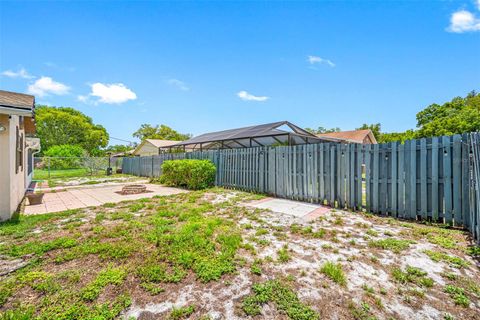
[248,198,331,221]
[24,184,187,215]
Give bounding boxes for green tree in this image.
[104,144,134,154]
[356,123,382,141]
[133,124,191,141]
[305,126,341,134]
[378,130,416,143]
[415,91,480,138]
[35,105,109,155]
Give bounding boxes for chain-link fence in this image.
[33,156,124,180]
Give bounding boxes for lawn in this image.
[0,188,479,319]
[33,168,95,180]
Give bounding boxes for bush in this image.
[43,145,86,169]
[159,159,216,190]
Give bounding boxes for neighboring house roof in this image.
[316,129,377,144]
[144,139,181,148]
[170,121,338,150]
[0,90,35,115]
[111,149,135,157]
[133,139,182,155]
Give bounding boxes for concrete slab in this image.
[24,184,187,215]
[248,198,332,221]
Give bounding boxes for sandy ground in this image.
[122,193,480,320]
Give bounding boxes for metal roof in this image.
[170,121,339,149]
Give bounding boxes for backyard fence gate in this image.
[123,133,480,243]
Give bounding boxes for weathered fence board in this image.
[123,133,480,243]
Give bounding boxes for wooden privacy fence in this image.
[123,133,480,243]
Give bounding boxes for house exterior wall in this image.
[0,114,27,221]
[134,142,159,156]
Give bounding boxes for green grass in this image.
[33,168,93,180]
[277,245,291,263]
[391,266,434,288]
[169,305,195,319]
[320,261,347,286]
[250,259,263,275]
[242,280,319,319]
[444,285,470,307]
[0,189,252,318]
[81,265,127,301]
[368,238,414,253]
[423,250,469,268]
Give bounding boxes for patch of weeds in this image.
[242,280,319,319]
[423,250,469,268]
[333,216,344,226]
[255,228,269,236]
[362,284,375,295]
[273,231,287,240]
[0,209,78,238]
[140,282,165,295]
[319,261,346,286]
[241,243,256,255]
[428,235,457,249]
[355,222,370,229]
[466,245,480,257]
[169,305,195,319]
[277,245,291,263]
[242,223,253,230]
[366,229,379,237]
[129,203,145,212]
[109,211,134,221]
[138,262,186,284]
[1,236,78,257]
[368,238,413,253]
[251,259,263,275]
[444,313,455,320]
[444,285,470,307]
[103,202,116,208]
[348,301,377,320]
[81,265,127,301]
[391,266,434,288]
[0,307,35,320]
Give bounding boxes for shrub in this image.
[159,159,216,190]
[43,145,86,169]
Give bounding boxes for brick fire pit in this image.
[121,184,147,195]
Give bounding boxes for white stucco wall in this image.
[0,114,27,221]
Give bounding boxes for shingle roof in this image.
[0,90,35,111]
[316,129,377,144]
[145,139,183,148]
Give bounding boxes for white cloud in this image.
[477,0,480,11]
[88,83,137,104]
[237,90,269,102]
[27,76,70,97]
[2,67,35,79]
[77,95,89,103]
[167,78,189,91]
[307,55,335,67]
[447,9,480,32]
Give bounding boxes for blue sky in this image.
[1,1,479,145]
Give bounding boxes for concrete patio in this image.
[247,197,331,222]
[24,184,187,215]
